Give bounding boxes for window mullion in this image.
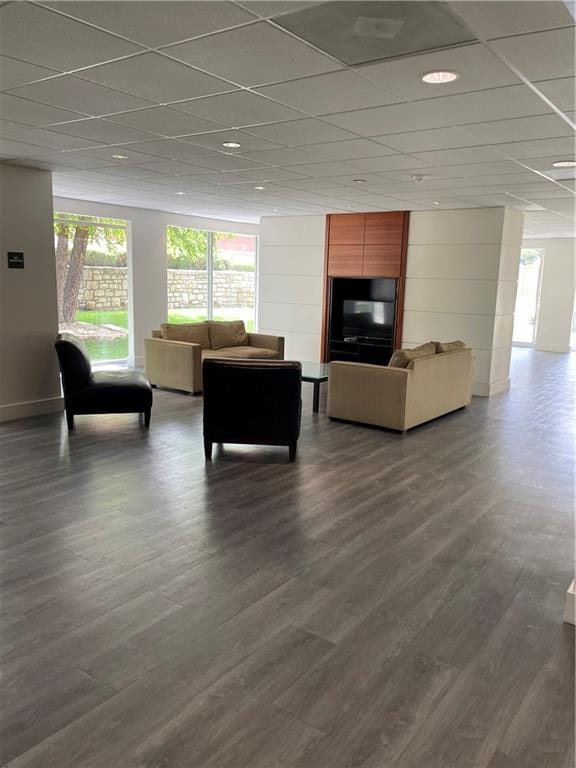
[207,231,213,321]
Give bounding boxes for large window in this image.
[513,248,544,345]
[167,227,256,330]
[55,213,129,362]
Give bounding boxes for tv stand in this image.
[329,337,392,366]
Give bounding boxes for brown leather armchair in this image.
[55,333,153,430]
[202,359,302,461]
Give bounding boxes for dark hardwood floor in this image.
[0,348,573,768]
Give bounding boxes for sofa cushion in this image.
[208,320,248,350]
[388,343,436,368]
[434,340,466,353]
[161,322,209,349]
[203,346,278,360]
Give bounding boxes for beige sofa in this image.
[327,347,473,432]
[144,320,284,394]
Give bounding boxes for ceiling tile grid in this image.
[0,0,573,233]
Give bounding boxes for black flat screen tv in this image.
[342,299,394,340]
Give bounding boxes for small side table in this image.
[301,361,329,413]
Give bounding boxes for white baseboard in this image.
[472,378,511,397]
[0,396,64,423]
[534,343,571,353]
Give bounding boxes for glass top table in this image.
[300,361,329,413]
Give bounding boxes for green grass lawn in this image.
[74,308,254,362]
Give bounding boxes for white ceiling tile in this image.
[0,125,102,150]
[46,1,255,47]
[219,167,310,182]
[304,138,398,160]
[0,55,58,90]
[239,2,321,18]
[0,93,82,126]
[256,70,401,115]
[70,145,164,164]
[164,21,341,87]
[8,75,152,117]
[191,154,269,171]
[172,90,302,127]
[51,117,153,144]
[494,136,576,159]
[491,28,576,81]
[0,2,142,70]
[237,147,320,165]
[78,52,233,104]
[96,165,173,180]
[107,106,223,136]
[271,160,368,177]
[412,146,508,166]
[325,102,450,136]
[534,78,576,112]
[113,138,216,160]
[385,161,525,181]
[179,129,282,152]
[348,154,433,172]
[0,137,58,157]
[358,43,520,100]
[423,84,552,126]
[245,118,357,145]
[0,119,34,137]
[374,126,484,153]
[462,114,575,144]
[449,1,574,39]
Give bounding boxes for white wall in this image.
[403,207,523,396]
[0,164,62,421]
[527,238,575,353]
[54,197,258,366]
[258,215,325,361]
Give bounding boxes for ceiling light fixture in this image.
[412,174,429,183]
[175,191,186,196]
[222,141,242,148]
[112,153,128,159]
[421,70,460,84]
[353,179,367,184]
[434,201,441,205]
[552,160,576,167]
[254,185,266,190]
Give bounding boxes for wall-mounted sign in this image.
[7,252,24,269]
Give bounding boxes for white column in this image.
[531,238,576,353]
[258,215,325,361]
[402,207,523,396]
[0,164,62,421]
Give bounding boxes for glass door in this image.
[513,248,544,345]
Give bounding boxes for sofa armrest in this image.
[327,361,411,431]
[248,333,285,359]
[144,337,203,394]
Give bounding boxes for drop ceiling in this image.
[0,0,574,237]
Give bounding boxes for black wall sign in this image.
[7,252,24,269]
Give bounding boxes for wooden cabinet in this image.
[325,211,408,277]
[328,213,365,245]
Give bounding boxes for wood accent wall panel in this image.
[328,213,365,245]
[362,245,402,277]
[327,245,364,276]
[363,211,405,245]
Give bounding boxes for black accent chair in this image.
[203,359,302,462]
[54,333,153,430]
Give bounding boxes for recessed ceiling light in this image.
[175,191,186,196]
[552,160,576,167]
[353,179,366,184]
[412,174,430,183]
[222,141,242,148]
[254,185,266,190]
[434,201,441,205]
[112,153,128,159]
[421,70,460,84]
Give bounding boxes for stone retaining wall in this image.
[78,266,255,311]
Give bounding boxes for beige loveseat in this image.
[144,320,284,394]
[327,345,473,432]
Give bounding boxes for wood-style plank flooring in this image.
[0,348,574,768]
